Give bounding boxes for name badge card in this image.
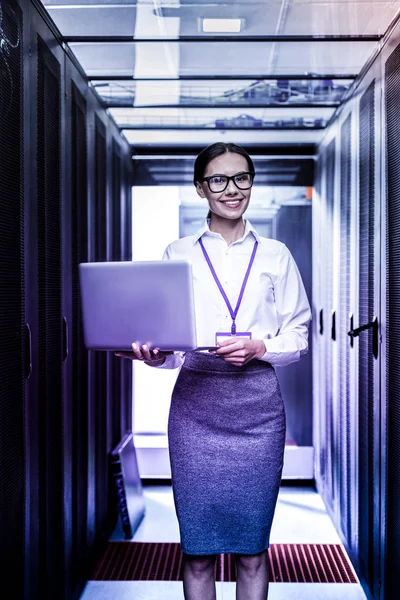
[215,332,252,345]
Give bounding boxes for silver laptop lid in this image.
[78,260,197,351]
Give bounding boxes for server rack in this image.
[0,1,134,599]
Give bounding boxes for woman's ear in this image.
[195,181,206,198]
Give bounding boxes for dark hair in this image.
[194,142,254,186]
[193,142,255,219]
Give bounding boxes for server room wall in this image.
[0,1,133,599]
[313,19,400,600]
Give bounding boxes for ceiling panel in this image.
[272,40,377,74]
[123,128,324,146]
[109,106,334,128]
[92,78,351,107]
[39,0,400,149]
[69,40,377,78]
[282,1,399,35]
[42,1,399,36]
[44,6,138,36]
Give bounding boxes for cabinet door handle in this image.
[25,323,32,379]
[349,314,354,348]
[331,310,336,341]
[348,316,378,359]
[319,309,324,335]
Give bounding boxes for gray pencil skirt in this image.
[168,351,286,556]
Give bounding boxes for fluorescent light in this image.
[202,18,242,33]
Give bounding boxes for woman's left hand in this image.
[212,338,266,367]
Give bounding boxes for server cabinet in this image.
[64,51,92,599]
[323,137,337,507]
[120,157,133,435]
[23,3,70,597]
[311,152,324,488]
[382,32,400,600]
[314,39,387,600]
[0,1,134,598]
[314,131,338,508]
[354,59,383,600]
[90,110,113,546]
[338,110,353,548]
[109,139,123,448]
[0,1,25,598]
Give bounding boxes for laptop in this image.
[78,260,213,351]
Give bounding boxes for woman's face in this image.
[195,152,252,221]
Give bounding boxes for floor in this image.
[79,483,369,600]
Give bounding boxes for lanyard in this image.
[198,237,258,335]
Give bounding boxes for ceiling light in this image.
[202,18,242,33]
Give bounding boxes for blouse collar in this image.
[192,218,262,245]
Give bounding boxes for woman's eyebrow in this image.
[206,171,248,177]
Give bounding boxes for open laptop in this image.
[78,260,213,351]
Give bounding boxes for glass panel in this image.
[282,0,398,36]
[122,128,324,146]
[69,40,377,78]
[92,78,352,107]
[110,106,334,128]
[41,1,398,37]
[44,5,138,37]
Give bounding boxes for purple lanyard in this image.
[198,237,258,335]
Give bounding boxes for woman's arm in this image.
[259,243,311,367]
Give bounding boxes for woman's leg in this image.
[235,550,270,600]
[182,553,217,600]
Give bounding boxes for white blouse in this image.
[158,218,311,370]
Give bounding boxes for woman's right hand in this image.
[115,342,168,366]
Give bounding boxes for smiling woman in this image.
[116,142,312,600]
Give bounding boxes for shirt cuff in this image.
[148,352,184,369]
[258,337,303,367]
[259,338,272,362]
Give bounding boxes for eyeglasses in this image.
[201,171,255,193]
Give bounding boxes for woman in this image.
[116,142,311,599]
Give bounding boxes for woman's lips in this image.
[220,199,242,208]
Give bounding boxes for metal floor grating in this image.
[92,542,358,583]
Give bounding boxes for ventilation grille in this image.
[339,114,352,544]
[92,542,358,583]
[385,41,400,593]
[0,2,25,594]
[37,35,63,591]
[358,79,378,593]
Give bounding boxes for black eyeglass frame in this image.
[201,171,255,193]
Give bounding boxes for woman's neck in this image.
[209,215,245,246]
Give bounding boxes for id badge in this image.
[215,331,252,344]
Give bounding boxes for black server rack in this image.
[384,40,400,599]
[0,2,25,599]
[0,1,134,598]
[338,113,352,547]
[358,79,380,599]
